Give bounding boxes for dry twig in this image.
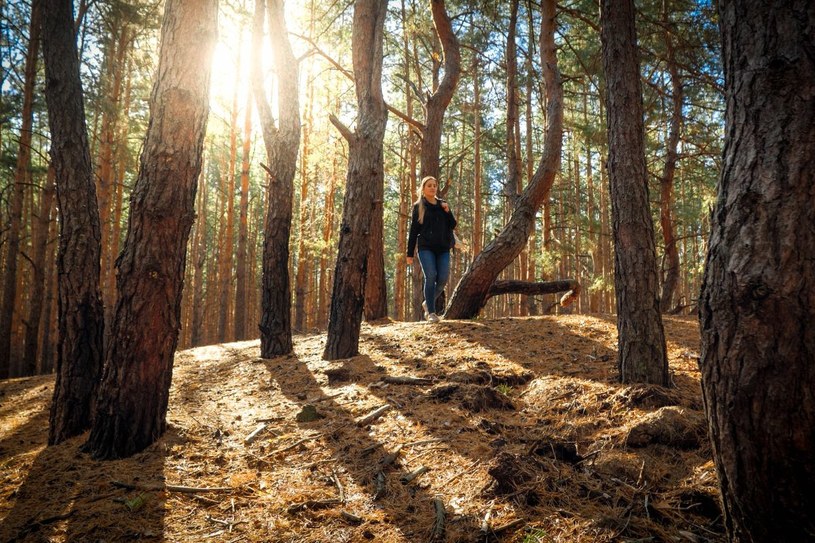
[356,404,391,426]
[266,433,322,457]
[112,481,230,493]
[430,497,446,542]
[401,466,429,484]
[373,471,387,500]
[331,469,345,503]
[286,499,341,514]
[383,375,434,385]
[244,423,268,444]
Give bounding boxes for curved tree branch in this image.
[446,0,563,319]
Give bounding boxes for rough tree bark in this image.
[84,0,216,459]
[42,0,105,444]
[600,0,668,385]
[0,0,41,378]
[43,0,104,445]
[446,0,563,320]
[323,0,388,360]
[364,185,388,320]
[700,1,815,541]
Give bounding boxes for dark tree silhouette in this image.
[323,0,388,360]
[700,1,815,540]
[41,0,105,444]
[253,0,301,358]
[84,0,217,459]
[600,0,668,385]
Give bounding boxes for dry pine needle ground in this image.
[0,315,723,543]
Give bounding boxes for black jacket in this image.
[407,198,457,256]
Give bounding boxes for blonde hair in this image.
[415,176,437,224]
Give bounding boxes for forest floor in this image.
[0,315,724,543]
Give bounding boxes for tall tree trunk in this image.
[234,90,253,340]
[393,0,412,322]
[219,53,241,342]
[525,30,537,315]
[97,25,129,323]
[659,11,683,313]
[599,125,611,313]
[23,167,56,375]
[600,0,668,385]
[84,0,216,459]
[191,163,207,347]
[364,66,387,322]
[39,210,58,374]
[505,0,521,203]
[0,0,41,378]
[42,0,105,443]
[364,191,388,320]
[506,0,525,317]
[323,0,388,360]
[573,143,582,313]
[419,0,460,180]
[584,88,598,313]
[318,152,337,329]
[108,56,133,312]
[395,163,408,320]
[472,56,483,258]
[446,0,562,320]
[254,0,300,358]
[700,1,815,541]
[294,63,312,332]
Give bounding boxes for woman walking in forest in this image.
[407,176,457,323]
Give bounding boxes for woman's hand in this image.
[441,202,449,212]
[406,256,413,265]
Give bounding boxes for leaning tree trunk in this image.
[700,1,815,541]
[600,0,668,386]
[446,0,563,320]
[323,0,388,360]
[84,0,216,459]
[253,0,300,358]
[42,0,105,444]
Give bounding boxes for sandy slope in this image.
[0,315,723,542]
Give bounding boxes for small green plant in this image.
[124,493,148,512]
[495,383,512,396]
[522,528,550,543]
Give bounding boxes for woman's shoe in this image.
[427,313,440,323]
[422,301,429,320]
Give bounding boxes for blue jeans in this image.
[418,249,450,314]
